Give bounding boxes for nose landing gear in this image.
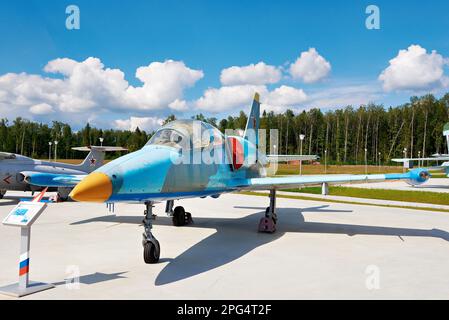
[142,201,160,264]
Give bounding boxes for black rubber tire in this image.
[172,206,186,226]
[265,207,277,224]
[143,240,160,264]
[185,212,192,224]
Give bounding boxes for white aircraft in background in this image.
[392,123,449,177]
[0,146,126,201]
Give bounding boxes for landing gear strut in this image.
[258,189,277,233]
[165,200,174,216]
[172,205,193,226]
[142,201,160,264]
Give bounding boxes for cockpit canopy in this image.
[145,120,224,149]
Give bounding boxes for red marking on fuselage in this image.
[228,137,244,170]
[3,175,11,184]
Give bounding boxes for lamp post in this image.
[378,152,381,171]
[299,134,305,175]
[403,148,407,173]
[48,142,52,162]
[99,137,104,147]
[324,149,328,174]
[54,141,58,162]
[364,148,368,174]
[418,151,421,167]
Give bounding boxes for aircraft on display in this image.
[65,93,430,264]
[392,123,449,177]
[0,146,126,201]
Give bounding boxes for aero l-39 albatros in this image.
[67,93,430,264]
[0,146,126,200]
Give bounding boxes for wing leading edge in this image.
[230,168,430,190]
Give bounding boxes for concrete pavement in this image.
[1,191,449,299]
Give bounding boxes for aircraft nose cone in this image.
[69,172,112,202]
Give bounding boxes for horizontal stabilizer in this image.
[72,146,128,152]
[266,155,318,162]
[392,157,449,162]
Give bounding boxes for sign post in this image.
[0,190,54,297]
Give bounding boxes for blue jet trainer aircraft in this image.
[67,93,430,264]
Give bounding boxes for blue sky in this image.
[0,0,448,130]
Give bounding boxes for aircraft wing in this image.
[266,155,318,162]
[0,151,16,160]
[392,157,449,162]
[21,171,86,187]
[230,168,429,190]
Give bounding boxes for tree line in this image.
[1,93,448,164]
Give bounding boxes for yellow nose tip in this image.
[69,172,112,202]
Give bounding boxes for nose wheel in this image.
[142,201,160,264]
[143,239,160,264]
[172,206,193,226]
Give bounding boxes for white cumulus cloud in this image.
[379,44,449,92]
[195,85,267,112]
[126,60,204,110]
[115,116,164,132]
[289,48,331,83]
[29,103,54,115]
[220,62,282,86]
[195,84,307,113]
[265,85,307,106]
[0,57,204,117]
[168,99,188,111]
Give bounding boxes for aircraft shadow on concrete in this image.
[72,205,449,286]
[53,271,128,286]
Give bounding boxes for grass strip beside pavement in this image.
[238,191,449,213]
[282,186,449,206]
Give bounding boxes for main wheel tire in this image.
[265,207,277,224]
[172,206,186,226]
[185,212,193,224]
[143,240,160,264]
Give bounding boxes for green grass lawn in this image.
[282,186,449,206]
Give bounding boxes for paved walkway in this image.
[250,189,449,211]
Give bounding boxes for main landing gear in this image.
[142,201,160,264]
[168,200,193,227]
[258,189,277,233]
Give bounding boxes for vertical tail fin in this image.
[78,148,105,172]
[243,93,260,147]
[72,146,127,173]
